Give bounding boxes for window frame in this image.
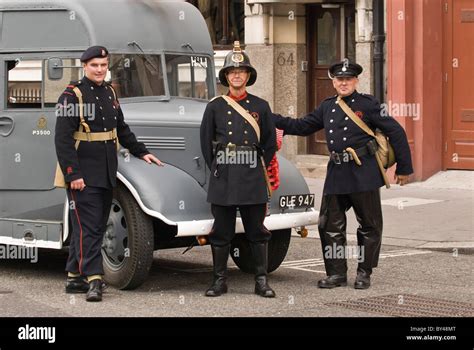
[164,52,216,101]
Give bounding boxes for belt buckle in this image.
[332,152,341,165]
[227,142,236,156]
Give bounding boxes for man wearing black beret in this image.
[55,45,163,301]
[273,58,413,289]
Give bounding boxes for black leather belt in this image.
[216,142,256,153]
[224,143,255,152]
[330,145,372,165]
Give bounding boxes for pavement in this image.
[301,170,474,253]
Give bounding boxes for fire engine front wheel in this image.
[102,184,154,290]
[230,229,291,274]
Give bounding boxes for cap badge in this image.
[342,58,349,72]
[231,41,244,63]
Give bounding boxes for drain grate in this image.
[327,294,474,317]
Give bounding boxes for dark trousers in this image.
[209,204,271,246]
[66,186,113,276]
[318,190,383,276]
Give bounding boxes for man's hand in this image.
[142,153,164,166]
[70,178,86,191]
[395,174,410,186]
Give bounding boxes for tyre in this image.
[102,184,154,290]
[230,229,291,274]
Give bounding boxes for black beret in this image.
[80,46,109,63]
[329,59,363,78]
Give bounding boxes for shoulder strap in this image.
[337,96,375,138]
[72,86,90,133]
[221,95,260,142]
[108,84,117,100]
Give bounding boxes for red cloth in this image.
[267,129,283,191]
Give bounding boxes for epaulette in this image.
[61,80,82,97]
[69,80,83,87]
[209,95,223,103]
[357,92,375,100]
[323,94,338,103]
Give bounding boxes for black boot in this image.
[65,276,89,294]
[317,274,347,288]
[205,245,230,297]
[86,279,103,302]
[354,267,372,289]
[250,242,276,298]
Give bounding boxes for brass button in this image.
[244,130,248,134]
[227,111,231,115]
[228,121,232,125]
[244,140,248,144]
[228,131,233,135]
[246,100,250,103]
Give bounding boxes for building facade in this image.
[190,0,474,181]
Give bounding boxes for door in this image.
[443,0,474,169]
[306,4,356,155]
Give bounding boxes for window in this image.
[188,0,245,48]
[7,60,42,109]
[6,58,84,109]
[345,6,356,62]
[44,58,82,107]
[108,54,165,98]
[166,55,214,100]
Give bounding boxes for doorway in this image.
[443,0,474,169]
[306,3,355,155]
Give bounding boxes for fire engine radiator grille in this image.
[137,136,186,150]
[326,294,474,317]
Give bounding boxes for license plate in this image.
[279,194,315,209]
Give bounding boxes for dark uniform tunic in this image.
[200,92,276,205]
[55,76,149,276]
[200,92,277,246]
[273,90,414,278]
[274,91,413,194]
[55,76,149,189]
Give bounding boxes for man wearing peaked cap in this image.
[55,45,163,302]
[272,58,413,290]
[200,42,277,298]
[328,59,363,78]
